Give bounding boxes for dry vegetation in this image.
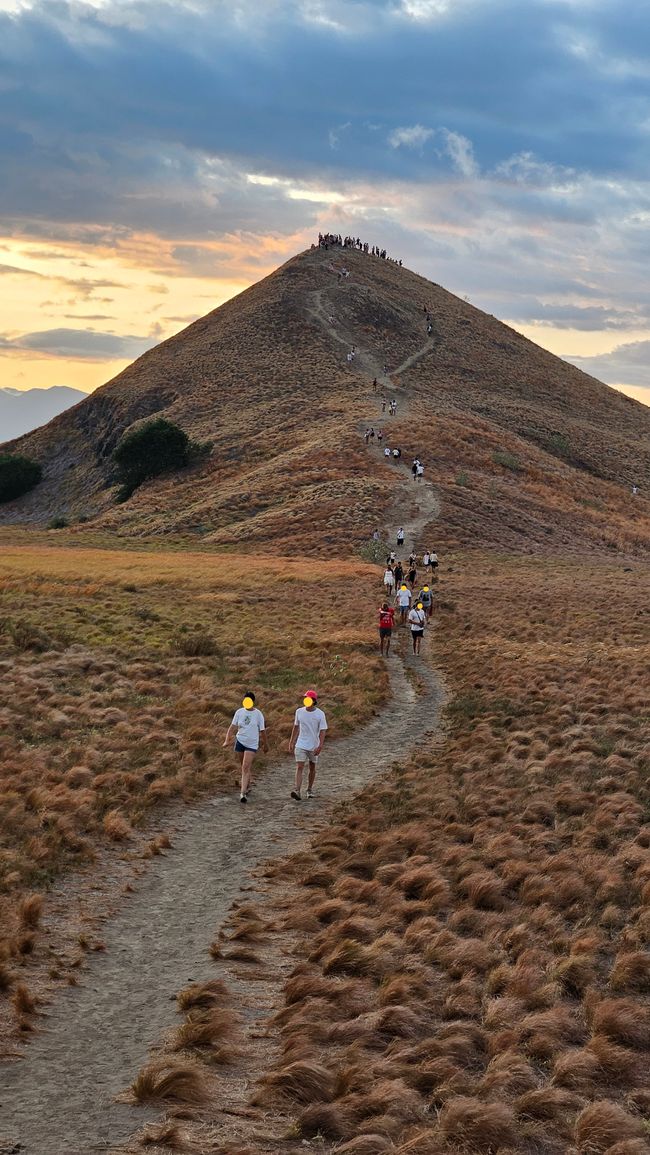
[0,536,387,1035]
[219,555,650,1153]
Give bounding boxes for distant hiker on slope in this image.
[429,550,439,573]
[223,693,268,804]
[288,691,328,800]
[394,560,404,587]
[397,527,405,547]
[383,565,395,596]
[408,602,426,655]
[378,602,395,656]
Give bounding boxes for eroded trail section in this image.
[0,652,443,1155]
[308,285,441,539]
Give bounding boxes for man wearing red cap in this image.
[288,690,328,800]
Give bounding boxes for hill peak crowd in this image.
[316,232,402,265]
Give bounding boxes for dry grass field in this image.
[0,534,387,1036]
[134,554,650,1154]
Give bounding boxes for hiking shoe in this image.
[306,789,314,799]
[240,794,247,804]
[290,790,301,801]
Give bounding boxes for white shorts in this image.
[295,747,319,765]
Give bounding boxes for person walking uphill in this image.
[288,691,328,800]
[408,603,426,655]
[223,693,268,803]
[378,601,395,656]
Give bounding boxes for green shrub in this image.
[174,632,220,657]
[47,516,68,529]
[359,539,388,563]
[455,471,470,486]
[492,450,524,473]
[114,418,208,500]
[0,454,42,503]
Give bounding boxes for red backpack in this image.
[379,608,394,629]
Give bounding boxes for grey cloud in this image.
[0,327,154,360]
[566,339,650,390]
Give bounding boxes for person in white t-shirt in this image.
[408,603,426,655]
[395,582,412,625]
[383,566,395,595]
[223,692,268,803]
[288,690,328,800]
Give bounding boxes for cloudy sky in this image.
[1,0,650,405]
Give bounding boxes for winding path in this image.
[0,276,444,1155]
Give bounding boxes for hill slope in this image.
[0,386,87,441]
[1,247,649,554]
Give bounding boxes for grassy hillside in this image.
[1,247,649,555]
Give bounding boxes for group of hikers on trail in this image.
[224,691,327,805]
[380,543,439,656]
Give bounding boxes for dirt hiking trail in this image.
[0,274,444,1155]
[0,660,443,1155]
[309,283,441,540]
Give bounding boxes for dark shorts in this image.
[430,561,438,569]
[411,628,424,637]
[234,740,256,754]
[379,627,392,638]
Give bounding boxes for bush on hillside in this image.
[493,450,524,473]
[0,454,42,503]
[113,418,211,501]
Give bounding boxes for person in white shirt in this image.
[395,582,412,625]
[408,603,426,655]
[423,550,430,568]
[416,463,424,482]
[383,566,395,595]
[223,692,268,803]
[288,691,328,800]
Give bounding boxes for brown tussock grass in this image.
[176,979,230,1011]
[130,1058,209,1104]
[252,1058,336,1106]
[438,1096,518,1150]
[591,999,650,1050]
[574,1100,646,1152]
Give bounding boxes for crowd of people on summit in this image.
[316,232,402,264]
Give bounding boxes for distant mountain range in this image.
[0,386,87,443]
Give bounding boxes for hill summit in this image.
[1,246,649,554]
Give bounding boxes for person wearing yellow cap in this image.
[288,691,328,801]
[222,692,268,804]
[395,582,412,625]
[417,583,433,619]
[407,602,426,655]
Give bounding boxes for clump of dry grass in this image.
[574,1100,646,1152]
[253,1059,336,1106]
[130,1058,209,1104]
